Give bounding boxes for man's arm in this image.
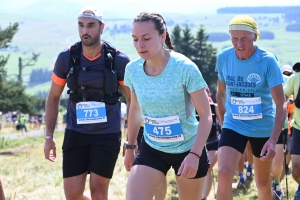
[216,79,226,126]
[44,81,64,162]
[120,85,131,138]
[260,84,287,161]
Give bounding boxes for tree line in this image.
[1,21,219,113]
[0,23,45,115]
[171,25,218,100]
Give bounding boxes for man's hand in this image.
[44,139,56,162]
[260,139,276,161]
[124,149,135,171]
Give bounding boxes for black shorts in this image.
[133,137,209,178]
[206,140,219,151]
[62,129,121,179]
[291,127,300,155]
[277,129,288,144]
[137,126,144,149]
[218,128,269,158]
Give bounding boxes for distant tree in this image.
[260,31,275,40]
[29,68,52,86]
[286,23,300,32]
[179,26,195,59]
[192,26,218,98]
[171,25,182,52]
[207,32,230,42]
[0,22,19,88]
[171,25,218,101]
[0,22,41,114]
[285,8,300,23]
[0,80,42,115]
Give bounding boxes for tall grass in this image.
[0,129,298,199]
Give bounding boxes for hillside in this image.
[1,3,300,97]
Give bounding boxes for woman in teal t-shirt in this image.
[123,12,212,200]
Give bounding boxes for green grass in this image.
[0,127,298,200]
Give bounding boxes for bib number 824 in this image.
[238,106,254,114]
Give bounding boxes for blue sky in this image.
[2,0,300,15]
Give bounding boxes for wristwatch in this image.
[45,135,53,139]
[123,141,136,149]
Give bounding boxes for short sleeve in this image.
[114,51,130,85]
[182,61,207,93]
[124,62,134,92]
[215,53,225,82]
[284,75,295,98]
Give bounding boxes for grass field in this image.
[0,123,298,200]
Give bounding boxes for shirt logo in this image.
[247,73,261,84]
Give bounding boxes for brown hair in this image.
[133,12,174,50]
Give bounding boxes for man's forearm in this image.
[45,97,60,136]
[270,104,287,142]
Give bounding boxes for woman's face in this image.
[131,21,165,60]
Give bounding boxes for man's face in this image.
[78,17,104,46]
[230,30,257,60]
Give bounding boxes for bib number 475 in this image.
[153,126,171,135]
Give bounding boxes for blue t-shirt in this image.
[124,51,207,153]
[215,46,283,137]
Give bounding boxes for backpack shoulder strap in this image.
[102,40,116,70]
[70,41,82,67]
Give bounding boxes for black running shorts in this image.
[218,128,269,158]
[291,127,300,155]
[206,140,219,151]
[62,129,121,178]
[133,137,209,178]
[276,129,288,145]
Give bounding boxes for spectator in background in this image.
[284,62,300,200]
[18,114,27,136]
[5,111,12,128]
[37,114,43,129]
[11,111,17,129]
[271,64,293,199]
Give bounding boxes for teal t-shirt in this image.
[124,51,207,153]
[215,46,283,137]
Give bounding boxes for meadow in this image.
[0,123,298,200]
[1,12,299,97]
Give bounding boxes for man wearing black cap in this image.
[43,6,131,200]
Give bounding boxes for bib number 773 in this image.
[83,109,99,117]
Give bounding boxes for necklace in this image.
[144,54,168,76]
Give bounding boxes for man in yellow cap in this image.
[216,15,287,200]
